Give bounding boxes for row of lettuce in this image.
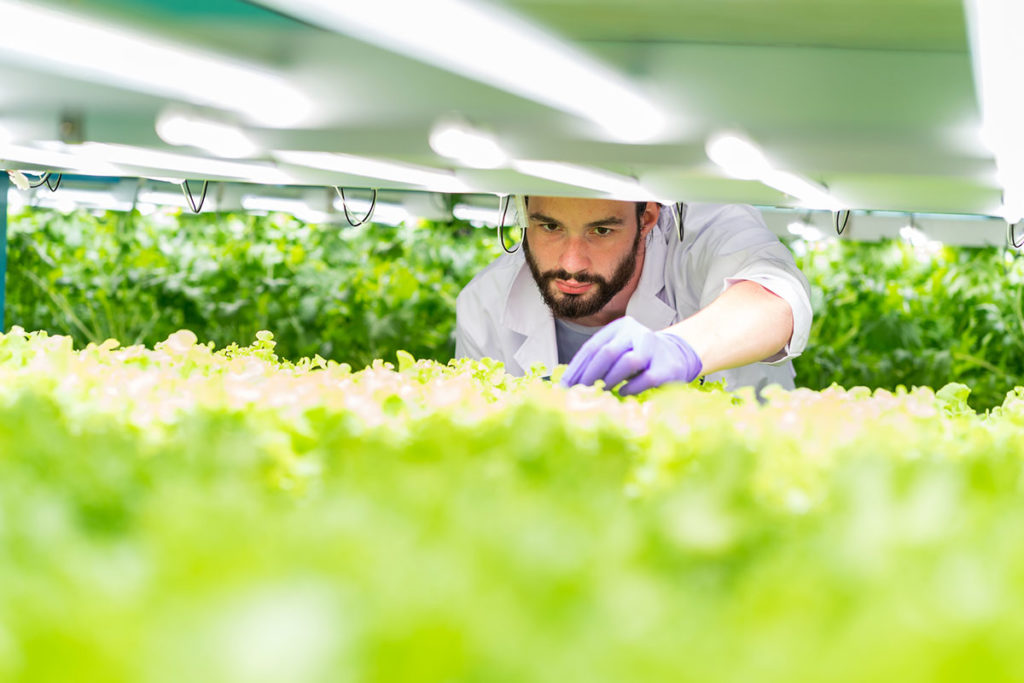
[2,327,1024,681]
[8,206,1024,408]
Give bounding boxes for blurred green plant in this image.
[791,238,1024,411]
[8,207,1024,410]
[5,207,501,368]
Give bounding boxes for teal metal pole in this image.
[0,172,7,332]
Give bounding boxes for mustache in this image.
[538,269,607,287]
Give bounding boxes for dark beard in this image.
[523,227,641,320]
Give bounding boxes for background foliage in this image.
[6,207,500,370]
[6,207,1024,409]
[791,238,1024,410]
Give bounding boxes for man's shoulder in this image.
[456,250,524,310]
[684,202,770,235]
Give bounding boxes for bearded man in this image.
[455,196,811,395]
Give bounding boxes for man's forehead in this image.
[527,196,636,219]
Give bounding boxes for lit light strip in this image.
[241,195,331,224]
[250,0,667,143]
[0,142,123,176]
[274,150,469,193]
[512,160,649,200]
[453,203,502,226]
[0,0,314,128]
[31,188,133,213]
[786,221,825,242]
[706,133,842,211]
[964,0,1024,223]
[429,119,507,169]
[137,190,219,212]
[156,110,259,159]
[78,143,295,184]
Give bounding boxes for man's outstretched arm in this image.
[666,279,794,376]
[561,280,794,395]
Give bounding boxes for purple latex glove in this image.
[561,316,702,396]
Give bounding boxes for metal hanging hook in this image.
[833,209,851,236]
[180,180,209,214]
[1008,220,1024,250]
[28,171,63,192]
[334,187,377,227]
[497,194,519,254]
[673,201,688,242]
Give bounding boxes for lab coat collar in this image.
[501,259,557,374]
[500,217,678,374]
[626,221,678,331]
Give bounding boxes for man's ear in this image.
[641,202,660,236]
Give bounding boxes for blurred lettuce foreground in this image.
[4,328,1024,681]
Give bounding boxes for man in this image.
[455,196,811,396]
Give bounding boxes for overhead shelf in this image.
[0,0,1017,229]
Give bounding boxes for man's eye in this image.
[592,226,613,236]
[539,223,560,232]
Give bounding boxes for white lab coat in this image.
[455,203,812,394]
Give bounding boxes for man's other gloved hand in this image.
[561,316,702,396]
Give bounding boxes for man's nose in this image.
[559,236,590,275]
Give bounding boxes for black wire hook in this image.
[334,187,377,227]
[833,209,851,236]
[673,201,687,242]
[498,195,519,254]
[180,180,209,214]
[1008,220,1024,249]
[28,172,63,192]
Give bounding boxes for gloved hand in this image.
[561,316,702,396]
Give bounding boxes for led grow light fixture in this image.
[78,144,294,185]
[0,0,314,128]
[706,133,842,211]
[274,150,469,193]
[156,110,259,159]
[250,0,667,143]
[429,119,507,169]
[511,161,649,200]
[964,0,1024,223]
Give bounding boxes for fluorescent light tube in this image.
[706,133,842,211]
[453,203,502,227]
[156,110,259,159]
[138,189,219,211]
[250,0,667,143]
[239,194,330,224]
[33,189,132,213]
[78,143,294,184]
[705,134,772,180]
[0,142,123,176]
[762,170,841,212]
[512,160,647,200]
[241,195,309,214]
[786,221,824,242]
[429,120,507,169]
[965,0,1024,222]
[0,0,314,128]
[275,150,469,193]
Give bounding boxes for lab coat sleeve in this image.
[689,205,812,363]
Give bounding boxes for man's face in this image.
[522,197,647,320]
